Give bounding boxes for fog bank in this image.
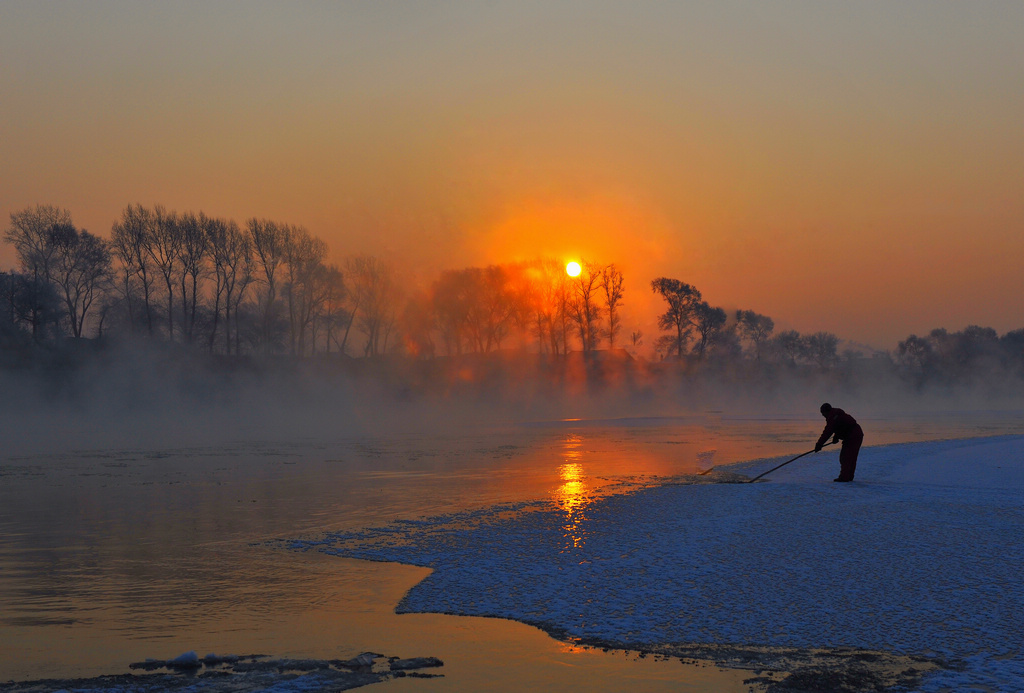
[3,339,1022,458]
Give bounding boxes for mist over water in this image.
[4,336,1023,459]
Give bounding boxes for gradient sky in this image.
[2,1,1022,348]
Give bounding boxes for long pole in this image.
[747,441,837,483]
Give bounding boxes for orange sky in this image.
[2,2,1022,348]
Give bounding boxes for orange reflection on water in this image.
[555,435,593,550]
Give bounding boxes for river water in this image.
[2,412,1021,689]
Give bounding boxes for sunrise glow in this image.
[4,5,1024,689]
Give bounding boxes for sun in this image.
[566,261,581,277]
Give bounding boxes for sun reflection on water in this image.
[555,434,593,550]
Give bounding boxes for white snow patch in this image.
[168,651,199,667]
[295,435,1024,692]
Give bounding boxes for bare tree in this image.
[111,204,157,335]
[282,226,328,355]
[0,270,62,343]
[0,271,27,344]
[144,206,183,340]
[4,204,73,339]
[206,217,228,352]
[248,218,290,352]
[736,309,775,361]
[896,334,934,381]
[503,261,540,351]
[692,301,727,359]
[430,260,573,356]
[207,217,251,354]
[319,264,348,354]
[482,265,519,352]
[650,277,702,359]
[555,272,572,355]
[773,329,806,366]
[346,255,399,357]
[600,263,625,349]
[298,250,334,356]
[462,266,519,353]
[460,268,488,352]
[805,331,840,370]
[524,259,568,356]
[177,212,210,343]
[399,290,436,358]
[228,234,254,356]
[707,320,742,360]
[4,204,72,283]
[335,256,366,355]
[50,224,113,338]
[568,260,602,352]
[431,268,472,356]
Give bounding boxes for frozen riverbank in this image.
[4,418,1022,691]
[296,435,1024,692]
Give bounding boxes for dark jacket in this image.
[817,407,862,447]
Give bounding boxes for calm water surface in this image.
[1,413,1021,687]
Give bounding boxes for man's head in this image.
[820,402,832,417]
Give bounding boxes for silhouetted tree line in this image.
[648,276,844,369]
[896,326,1024,387]
[403,259,626,358]
[645,274,1024,386]
[4,204,1024,389]
[1,205,628,360]
[3,204,376,357]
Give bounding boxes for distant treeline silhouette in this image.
[895,327,1024,388]
[3,203,1023,388]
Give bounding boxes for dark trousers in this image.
[838,425,864,481]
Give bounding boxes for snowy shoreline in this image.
[296,434,1024,692]
[3,432,1021,692]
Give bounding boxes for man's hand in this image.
[814,442,823,453]
[831,436,839,445]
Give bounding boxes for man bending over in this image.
[815,403,864,482]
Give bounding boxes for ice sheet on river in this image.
[293,435,1024,692]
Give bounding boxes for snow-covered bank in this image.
[296,435,1024,692]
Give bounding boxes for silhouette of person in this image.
[815,403,864,482]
